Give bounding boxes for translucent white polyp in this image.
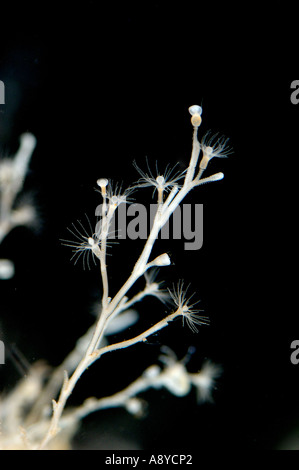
[14,133,37,179]
[97,178,108,187]
[162,364,191,396]
[210,172,224,181]
[0,259,15,279]
[188,105,202,116]
[153,253,171,266]
[125,398,143,415]
[20,133,37,152]
[156,175,164,185]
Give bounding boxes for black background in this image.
[0,1,297,450]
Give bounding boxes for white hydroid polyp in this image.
[147,253,171,269]
[97,178,109,188]
[190,361,222,403]
[97,178,109,196]
[199,132,232,170]
[188,105,202,116]
[133,160,185,195]
[0,259,15,279]
[144,269,170,304]
[61,217,102,269]
[14,133,37,181]
[19,132,37,152]
[106,182,135,207]
[153,253,171,266]
[156,175,164,186]
[160,362,191,397]
[168,281,209,333]
[188,104,202,127]
[194,172,224,186]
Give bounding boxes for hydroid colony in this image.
[0,105,229,449]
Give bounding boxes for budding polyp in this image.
[97,178,108,187]
[88,237,95,246]
[153,253,171,267]
[97,178,109,196]
[188,105,202,116]
[189,105,203,128]
[191,114,202,128]
[200,146,214,170]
